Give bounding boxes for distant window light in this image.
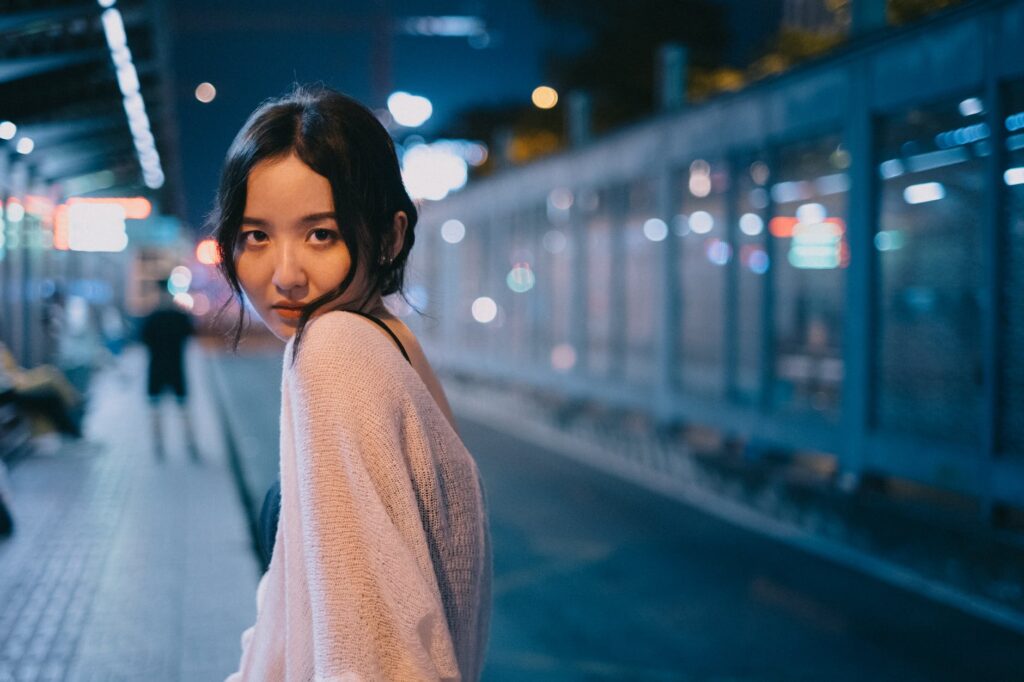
[795,203,827,225]
[0,121,16,140]
[934,122,989,149]
[879,159,905,179]
[814,173,850,196]
[771,180,814,204]
[903,182,946,205]
[1004,167,1024,186]
[15,137,34,154]
[904,147,969,174]
[958,97,984,117]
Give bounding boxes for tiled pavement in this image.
[0,344,259,682]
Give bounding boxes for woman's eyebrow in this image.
[241,212,338,227]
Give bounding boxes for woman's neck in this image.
[358,298,392,320]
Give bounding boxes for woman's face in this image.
[234,152,364,341]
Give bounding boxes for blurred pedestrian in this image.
[212,84,491,681]
[140,282,199,462]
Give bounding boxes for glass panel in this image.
[542,188,575,373]
[1002,83,1024,455]
[770,134,848,418]
[459,218,489,354]
[584,187,613,377]
[732,155,771,405]
[505,208,536,366]
[874,95,986,442]
[624,178,659,386]
[673,159,728,396]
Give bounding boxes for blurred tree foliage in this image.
[442,0,726,173]
[887,0,964,24]
[532,0,728,133]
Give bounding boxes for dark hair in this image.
[206,83,423,359]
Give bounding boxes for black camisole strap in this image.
[345,310,412,365]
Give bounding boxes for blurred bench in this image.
[0,370,33,466]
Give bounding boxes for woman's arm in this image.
[285,312,461,681]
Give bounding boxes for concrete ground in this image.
[0,344,258,682]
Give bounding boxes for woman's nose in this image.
[272,245,308,293]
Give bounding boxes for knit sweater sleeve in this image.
[285,311,462,681]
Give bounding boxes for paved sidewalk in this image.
[0,343,259,682]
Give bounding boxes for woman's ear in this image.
[390,211,408,260]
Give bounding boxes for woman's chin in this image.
[255,313,298,342]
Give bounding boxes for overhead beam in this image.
[0,50,107,85]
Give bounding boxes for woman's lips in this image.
[272,307,303,321]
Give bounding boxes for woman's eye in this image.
[310,228,339,244]
[240,230,268,246]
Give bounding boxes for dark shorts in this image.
[147,369,186,401]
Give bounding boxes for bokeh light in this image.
[532,85,558,109]
[388,91,433,127]
[195,82,217,103]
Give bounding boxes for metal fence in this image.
[409,0,1024,515]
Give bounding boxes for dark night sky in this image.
[167,0,781,231]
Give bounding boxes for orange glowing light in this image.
[196,238,221,265]
[24,195,55,216]
[53,205,70,250]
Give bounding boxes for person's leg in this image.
[175,392,201,463]
[149,394,164,460]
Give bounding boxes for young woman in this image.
[212,84,492,681]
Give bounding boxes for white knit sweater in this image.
[225,311,493,681]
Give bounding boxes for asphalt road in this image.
[457,414,1024,681]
